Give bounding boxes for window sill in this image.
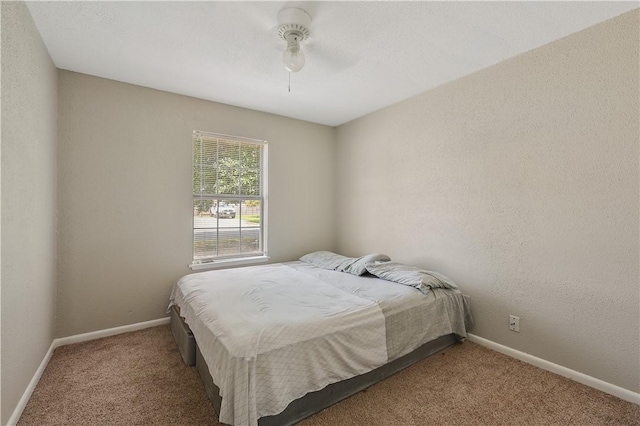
[189,255,270,271]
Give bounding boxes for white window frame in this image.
[189,131,269,270]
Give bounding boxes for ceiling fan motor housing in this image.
[277,7,311,42]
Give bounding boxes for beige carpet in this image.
[18,325,639,426]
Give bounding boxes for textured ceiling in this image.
[27,1,637,126]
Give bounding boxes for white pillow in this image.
[300,251,391,276]
[344,253,391,276]
[365,261,458,294]
[299,251,354,271]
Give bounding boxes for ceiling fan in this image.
[236,3,356,82]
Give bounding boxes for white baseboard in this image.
[6,340,56,426]
[54,317,170,347]
[467,333,640,405]
[7,317,170,425]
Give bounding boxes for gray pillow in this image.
[299,251,354,271]
[365,261,458,294]
[344,253,391,275]
[300,251,391,276]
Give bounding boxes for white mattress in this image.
[169,261,468,426]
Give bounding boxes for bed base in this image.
[195,333,457,426]
[169,306,196,366]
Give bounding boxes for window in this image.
[191,131,267,269]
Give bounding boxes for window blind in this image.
[192,131,267,263]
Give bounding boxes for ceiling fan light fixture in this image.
[277,7,311,73]
[282,32,305,72]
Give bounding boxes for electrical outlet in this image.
[509,315,520,332]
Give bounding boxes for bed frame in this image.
[170,305,458,426]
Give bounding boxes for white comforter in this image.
[169,263,388,426]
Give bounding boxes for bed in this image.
[169,257,471,426]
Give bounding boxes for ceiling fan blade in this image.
[304,43,358,75]
[231,2,276,32]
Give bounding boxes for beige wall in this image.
[335,10,639,392]
[57,71,336,337]
[1,2,58,424]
